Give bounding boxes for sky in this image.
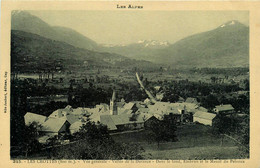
[29,11,249,45]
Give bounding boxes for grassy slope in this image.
[112,124,242,159]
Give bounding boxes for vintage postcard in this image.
[0,0,260,167]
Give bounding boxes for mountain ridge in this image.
[11,11,99,51]
[11,10,249,68]
[11,30,158,72]
[154,20,249,67]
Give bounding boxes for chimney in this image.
[57,110,62,118]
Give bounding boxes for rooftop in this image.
[185,97,198,104]
[24,112,47,126]
[215,104,234,111]
[193,111,216,120]
[41,118,68,133]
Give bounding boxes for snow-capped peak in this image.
[137,40,170,48]
[138,40,145,44]
[219,20,241,28]
[230,20,235,25]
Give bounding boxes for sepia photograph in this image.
[9,10,250,160]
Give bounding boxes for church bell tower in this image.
[110,90,118,115]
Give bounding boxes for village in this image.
[8,10,251,160]
[24,73,237,145]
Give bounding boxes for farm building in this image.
[193,111,216,126]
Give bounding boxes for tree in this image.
[11,80,43,158]
[21,123,42,157]
[147,114,177,148]
[236,115,249,158]
[212,114,249,155]
[243,79,249,91]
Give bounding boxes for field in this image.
[111,124,242,159]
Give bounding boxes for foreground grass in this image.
[112,124,243,159]
[144,146,241,160]
[14,124,244,159]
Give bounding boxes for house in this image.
[116,102,125,108]
[148,102,183,116]
[69,121,85,134]
[24,112,47,126]
[148,102,170,115]
[88,107,110,123]
[49,109,68,118]
[153,113,163,120]
[118,108,133,115]
[185,97,198,104]
[71,107,90,116]
[136,112,153,121]
[95,104,109,113]
[100,114,144,131]
[143,116,160,128]
[63,114,82,125]
[193,111,216,126]
[132,101,146,109]
[154,86,161,91]
[144,98,151,105]
[186,105,208,114]
[136,107,150,114]
[123,102,138,113]
[48,106,90,124]
[134,113,159,129]
[177,102,199,114]
[214,104,234,115]
[156,92,164,101]
[40,118,71,137]
[177,97,185,103]
[100,115,118,131]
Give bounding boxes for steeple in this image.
[112,90,116,102]
[110,90,118,115]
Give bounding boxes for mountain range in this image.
[11,30,158,72]
[150,20,249,67]
[102,20,249,67]
[11,11,249,69]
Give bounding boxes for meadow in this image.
[112,124,242,159]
